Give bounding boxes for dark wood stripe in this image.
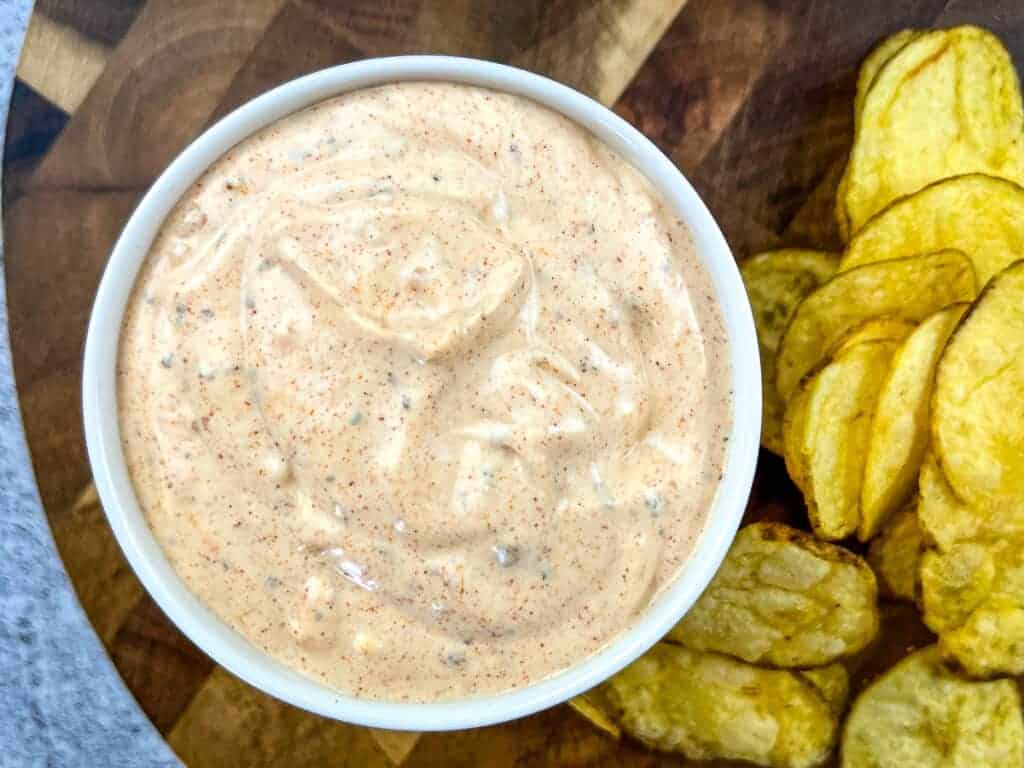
[615,0,951,259]
[3,80,69,203]
[109,596,217,734]
[36,0,147,46]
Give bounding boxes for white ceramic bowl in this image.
[82,56,760,731]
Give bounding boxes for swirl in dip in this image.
[118,82,732,702]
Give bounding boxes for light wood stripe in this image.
[167,668,388,767]
[368,729,422,765]
[17,12,109,112]
[513,0,688,106]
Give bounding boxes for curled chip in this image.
[921,539,1024,677]
[799,341,897,540]
[859,304,967,540]
[867,504,924,602]
[799,665,850,718]
[920,542,997,634]
[741,250,838,454]
[604,643,838,768]
[776,250,975,402]
[916,453,1024,551]
[839,27,1024,237]
[783,385,812,496]
[830,316,915,356]
[852,29,922,122]
[779,319,910,499]
[841,645,1024,767]
[671,523,878,666]
[837,28,923,240]
[933,260,1024,505]
[569,690,620,740]
[840,174,1024,287]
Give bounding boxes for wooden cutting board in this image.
[4,1,1020,765]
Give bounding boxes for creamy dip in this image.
[118,82,732,702]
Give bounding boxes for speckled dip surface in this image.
[118,82,732,702]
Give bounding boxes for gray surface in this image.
[0,1,179,765]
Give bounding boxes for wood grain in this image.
[17,11,110,112]
[50,484,144,646]
[36,0,145,46]
[27,0,289,190]
[168,668,386,767]
[7,0,1016,765]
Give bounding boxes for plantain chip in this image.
[837,28,923,240]
[917,452,1024,551]
[604,643,838,768]
[853,29,923,122]
[921,538,1024,677]
[569,689,621,740]
[840,174,1024,287]
[799,665,850,718]
[779,319,909,499]
[916,452,970,550]
[783,385,812,496]
[799,341,898,540]
[867,504,925,602]
[670,523,878,667]
[920,542,995,634]
[840,645,1024,767]
[839,27,1024,237]
[741,250,839,454]
[830,316,915,357]
[933,260,1024,506]
[859,304,968,540]
[776,250,975,403]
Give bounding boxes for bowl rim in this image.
[82,54,761,731]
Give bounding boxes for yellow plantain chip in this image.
[939,604,1024,680]
[840,174,1024,287]
[830,316,915,357]
[853,29,923,123]
[800,341,898,540]
[917,452,969,550]
[799,665,850,718]
[569,690,621,740]
[741,250,839,455]
[921,539,1024,677]
[670,523,878,667]
[840,645,1024,767]
[920,542,995,634]
[783,385,812,496]
[604,643,838,768]
[867,504,925,602]
[933,260,1024,506]
[839,27,1024,237]
[917,452,1024,551]
[859,304,968,540]
[837,28,923,240]
[776,250,975,402]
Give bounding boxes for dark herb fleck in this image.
[441,648,467,668]
[493,544,520,568]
